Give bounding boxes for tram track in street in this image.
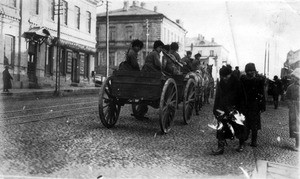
[0,100,99,126]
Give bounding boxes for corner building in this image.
[96,1,187,76]
[0,0,97,89]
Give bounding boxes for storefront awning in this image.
[22,27,51,44]
[54,38,96,54]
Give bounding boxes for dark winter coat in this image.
[240,74,266,130]
[213,75,246,116]
[3,68,13,90]
[285,81,300,138]
[142,50,162,72]
[213,75,247,140]
[119,48,140,71]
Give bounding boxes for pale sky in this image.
[97,0,300,77]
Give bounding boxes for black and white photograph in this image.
[0,0,299,178]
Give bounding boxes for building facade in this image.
[0,0,97,89]
[96,1,186,76]
[185,34,229,81]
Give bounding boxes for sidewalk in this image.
[0,86,100,101]
[252,160,299,179]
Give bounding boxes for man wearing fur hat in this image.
[211,65,247,155]
[240,63,266,147]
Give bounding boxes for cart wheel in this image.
[99,77,121,128]
[183,78,196,124]
[159,78,178,134]
[131,104,148,119]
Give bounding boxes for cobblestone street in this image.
[0,95,298,178]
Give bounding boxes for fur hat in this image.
[194,53,201,59]
[245,63,256,72]
[153,40,164,49]
[219,65,232,77]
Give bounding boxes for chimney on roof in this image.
[123,1,129,11]
[154,6,157,12]
[132,1,137,7]
[198,34,203,40]
[141,2,145,8]
[211,38,215,43]
[175,19,183,26]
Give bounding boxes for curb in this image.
[0,88,100,101]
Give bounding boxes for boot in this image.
[274,101,278,109]
[250,130,258,147]
[211,140,225,155]
[236,140,245,152]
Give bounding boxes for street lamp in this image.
[106,0,109,77]
[145,19,149,55]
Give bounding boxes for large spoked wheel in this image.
[159,78,178,134]
[183,78,196,124]
[131,104,148,119]
[99,77,121,128]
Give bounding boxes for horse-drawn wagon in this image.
[98,70,196,134]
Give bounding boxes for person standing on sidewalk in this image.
[240,63,266,147]
[211,65,247,155]
[285,68,300,151]
[2,65,13,92]
[271,75,283,109]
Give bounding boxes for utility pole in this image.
[264,41,267,76]
[225,2,239,66]
[267,42,270,78]
[106,0,109,77]
[145,19,149,55]
[55,0,61,95]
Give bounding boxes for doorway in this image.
[27,42,38,88]
[71,52,79,83]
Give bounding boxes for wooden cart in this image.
[98,70,196,134]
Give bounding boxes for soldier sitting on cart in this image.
[162,44,181,75]
[181,51,193,73]
[191,53,202,72]
[141,40,165,72]
[119,39,144,71]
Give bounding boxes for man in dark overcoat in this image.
[240,63,266,147]
[2,66,13,92]
[211,65,247,155]
[271,75,283,109]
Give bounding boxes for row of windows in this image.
[107,26,135,41]
[163,27,183,45]
[4,35,15,66]
[27,0,92,33]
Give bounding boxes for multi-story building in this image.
[185,34,229,81]
[0,0,97,89]
[96,1,187,76]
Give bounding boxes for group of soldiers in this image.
[118,39,212,76]
[119,39,214,114]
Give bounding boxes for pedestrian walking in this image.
[271,75,283,109]
[232,66,241,79]
[211,65,247,155]
[285,68,300,151]
[2,66,13,92]
[119,39,144,71]
[240,63,266,147]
